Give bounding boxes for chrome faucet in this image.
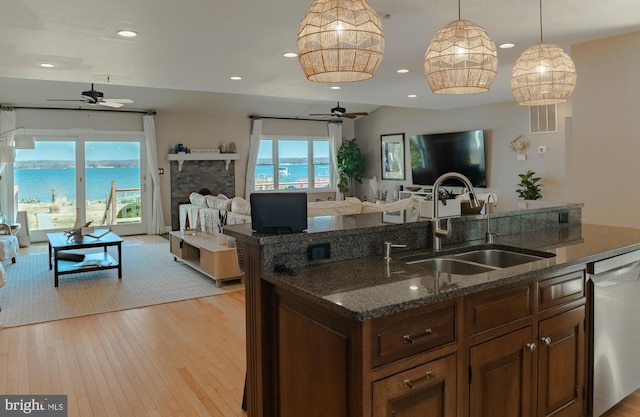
[431,172,480,250]
[485,194,499,244]
[383,241,407,262]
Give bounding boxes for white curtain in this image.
[0,109,17,220]
[244,118,262,198]
[0,109,17,177]
[328,121,343,201]
[143,114,165,234]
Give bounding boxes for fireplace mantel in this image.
[168,153,239,171]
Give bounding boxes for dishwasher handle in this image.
[588,249,640,275]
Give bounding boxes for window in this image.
[253,136,333,192]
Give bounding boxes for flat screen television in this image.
[250,192,308,234]
[409,130,487,187]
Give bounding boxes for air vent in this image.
[530,104,557,134]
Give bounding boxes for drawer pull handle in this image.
[402,371,434,389]
[402,329,433,344]
[541,337,552,346]
[526,342,537,352]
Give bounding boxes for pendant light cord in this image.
[458,0,461,20]
[539,0,544,42]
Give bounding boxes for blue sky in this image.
[258,139,329,160]
[16,141,140,161]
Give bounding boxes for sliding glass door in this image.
[14,132,147,242]
[84,141,142,229]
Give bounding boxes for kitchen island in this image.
[224,202,640,417]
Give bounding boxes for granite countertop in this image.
[224,200,584,245]
[261,223,640,321]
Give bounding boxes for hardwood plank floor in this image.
[0,292,247,417]
[2,286,639,417]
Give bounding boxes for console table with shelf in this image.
[169,231,243,287]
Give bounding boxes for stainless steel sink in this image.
[404,245,555,275]
[407,258,497,274]
[452,249,547,268]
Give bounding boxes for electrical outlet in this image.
[558,211,569,224]
[308,243,331,261]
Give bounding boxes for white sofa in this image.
[178,193,423,235]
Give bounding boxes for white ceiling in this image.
[1,0,639,117]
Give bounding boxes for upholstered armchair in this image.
[0,223,19,263]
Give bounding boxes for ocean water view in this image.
[15,167,141,203]
[255,164,331,188]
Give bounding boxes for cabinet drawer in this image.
[372,304,455,367]
[466,282,532,336]
[538,270,585,311]
[373,354,456,417]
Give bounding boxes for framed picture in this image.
[381,133,405,180]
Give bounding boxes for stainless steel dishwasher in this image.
[588,249,640,417]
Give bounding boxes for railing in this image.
[101,181,141,225]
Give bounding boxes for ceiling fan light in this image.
[511,42,576,106]
[424,19,498,95]
[297,0,385,83]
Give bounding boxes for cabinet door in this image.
[373,354,456,417]
[537,306,585,417]
[469,326,534,417]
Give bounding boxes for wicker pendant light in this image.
[297,0,385,83]
[510,0,576,105]
[424,1,498,95]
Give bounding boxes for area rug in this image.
[0,236,244,328]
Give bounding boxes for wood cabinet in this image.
[466,268,586,417]
[537,306,585,417]
[266,266,587,417]
[469,326,534,417]
[373,354,456,417]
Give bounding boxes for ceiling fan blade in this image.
[99,101,124,108]
[47,99,86,102]
[103,98,134,103]
[342,112,368,119]
[309,113,333,117]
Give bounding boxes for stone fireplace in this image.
[169,159,236,230]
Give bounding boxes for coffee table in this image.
[47,230,123,287]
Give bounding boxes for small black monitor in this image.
[250,192,308,234]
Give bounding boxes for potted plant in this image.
[337,138,366,195]
[516,170,543,200]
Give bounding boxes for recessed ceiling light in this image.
[39,63,55,68]
[397,69,409,74]
[283,52,298,58]
[330,86,341,90]
[408,94,417,98]
[499,43,515,49]
[230,76,242,80]
[117,30,138,38]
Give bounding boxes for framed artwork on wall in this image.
[381,133,405,180]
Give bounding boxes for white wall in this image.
[353,102,572,203]
[570,31,640,228]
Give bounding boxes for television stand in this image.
[169,231,243,287]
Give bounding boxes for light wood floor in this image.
[0,292,248,417]
[1,284,639,417]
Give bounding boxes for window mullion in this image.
[273,139,279,190]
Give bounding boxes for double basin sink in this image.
[404,245,556,275]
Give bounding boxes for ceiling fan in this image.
[47,84,134,108]
[309,102,368,119]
